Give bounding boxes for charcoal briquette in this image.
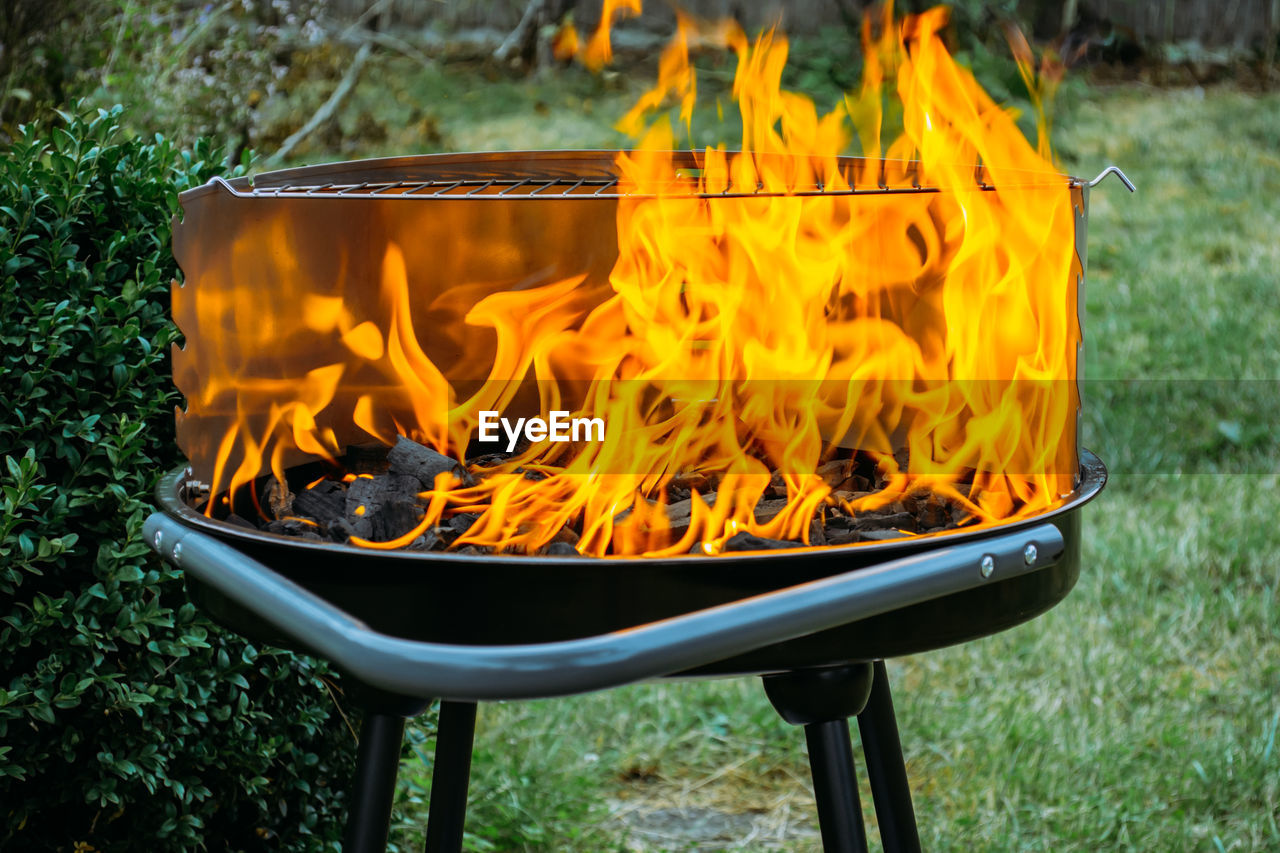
[722,532,801,552]
[544,542,581,556]
[293,486,346,525]
[388,435,468,489]
[448,513,480,534]
[752,498,789,524]
[372,500,425,541]
[808,518,827,546]
[825,529,864,546]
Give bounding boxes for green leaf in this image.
[1,100,350,850]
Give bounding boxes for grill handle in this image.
[144,513,1064,701]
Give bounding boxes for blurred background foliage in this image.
[2,0,1275,164]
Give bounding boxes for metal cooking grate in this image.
[206,160,1128,201]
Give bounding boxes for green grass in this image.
[370,82,1280,852]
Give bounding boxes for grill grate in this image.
[211,174,1048,200]
[197,153,1124,201]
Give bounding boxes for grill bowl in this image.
[155,449,1104,676]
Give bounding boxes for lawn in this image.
[354,77,1280,852]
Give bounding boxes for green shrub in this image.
[0,104,357,851]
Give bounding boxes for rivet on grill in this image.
[1023,543,1038,566]
[979,555,995,578]
[172,542,183,565]
[153,530,163,550]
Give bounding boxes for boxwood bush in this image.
[0,105,357,851]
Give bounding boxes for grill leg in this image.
[424,701,478,853]
[345,712,406,853]
[856,661,921,853]
[805,719,871,853]
[763,665,875,853]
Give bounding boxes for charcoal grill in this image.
[148,152,1129,852]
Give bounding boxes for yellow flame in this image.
[196,3,1079,556]
[583,0,642,70]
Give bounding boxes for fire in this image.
[554,0,643,70]
[175,3,1081,557]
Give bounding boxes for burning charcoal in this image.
[764,472,788,499]
[388,436,469,489]
[265,518,320,538]
[658,494,716,541]
[832,490,874,505]
[903,492,953,529]
[824,515,856,532]
[448,513,480,535]
[313,478,343,494]
[345,474,421,517]
[264,476,294,520]
[517,467,548,481]
[293,484,346,526]
[466,452,511,469]
[327,518,357,542]
[853,511,919,533]
[344,473,424,542]
[405,530,442,552]
[551,525,580,546]
[345,443,389,475]
[808,519,827,547]
[344,477,376,510]
[455,545,492,555]
[225,513,258,530]
[753,498,789,524]
[722,532,801,552]
[872,449,912,490]
[817,458,856,488]
[650,498,689,539]
[372,501,425,541]
[844,474,873,492]
[671,471,714,494]
[430,525,461,547]
[825,529,863,546]
[543,542,581,556]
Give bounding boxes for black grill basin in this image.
[151,450,1104,683]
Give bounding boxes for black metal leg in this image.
[857,660,922,853]
[345,712,407,853]
[424,701,478,853]
[763,666,875,853]
[805,719,871,853]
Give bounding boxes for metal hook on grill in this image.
[1086,166,1135,192]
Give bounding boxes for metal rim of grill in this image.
[197,149,1104,202]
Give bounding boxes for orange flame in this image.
[554,0,642,71]
[583,0,642,70]
[184,3,1081,557]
